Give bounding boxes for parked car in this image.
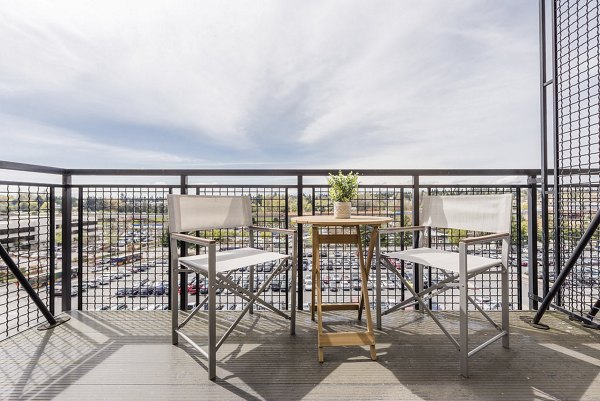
[153,281,168,295]
[126,287,140,297]
[199,286,223,295]
[271,280,281,291]
[138,286,154,296]
[55,285,79,297]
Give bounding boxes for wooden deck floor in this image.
[1,310,599,401]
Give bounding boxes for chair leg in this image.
[459,244,469,378]
[501,265,510,349]
[170,239,179,345]
[249,265,255,315]
[312,226,319,322]
[208,245,217,381]
[291,257,297,335]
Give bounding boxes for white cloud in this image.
[0,114,198,167]
[0,1,539,170]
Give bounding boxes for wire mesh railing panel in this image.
[191,186,291,311]
[306,185,526,311]
[424,187,523,310]
[78,186,292,311]
[554,0,600,320]
[305,186,410,308]
[0,184,53,340]
[78,187,172,311]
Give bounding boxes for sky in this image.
[0,1,540,174]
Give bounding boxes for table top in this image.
[291,215,392,226]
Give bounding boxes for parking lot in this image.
[0,245,541,340]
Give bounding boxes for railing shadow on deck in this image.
[1,311,600,401]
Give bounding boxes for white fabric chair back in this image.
[420,194,512,234]
[168,195,253,233]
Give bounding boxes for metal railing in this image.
[1,161,547,340]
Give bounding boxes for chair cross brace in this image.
[379,256,507,353]
[176,257,291,353]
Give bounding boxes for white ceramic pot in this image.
[333,202,352,219]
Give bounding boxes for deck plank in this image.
[0,310,599,401]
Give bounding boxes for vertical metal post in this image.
[49,187,56,315]
[61,174,72,312]
[376,232,382,330]
[285,187,290,309]
[77,187,83,310]
[412,175,420,310]
[179,175,188,311]
[400,188,405,302]
[529,0,558,308]
[296,175,303,310]
[550,0,560,307]
[249,226,255,315]
[167,187,173,311]
[516,189,523,310]
[527,176,539,310]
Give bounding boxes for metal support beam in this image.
[531,208,600,328]
[527,176,539,310]
[77,187,83,310]
[179,175,188,311]
[516,189,523,310]
[61,174,72,311]
[0,243,69,330]
[412,175,420,309]
[49,187,56,314]
[296,175,303,310]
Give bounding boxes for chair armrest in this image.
[171,232,216,247]
[379,225,428,234]
[248,225,297,236]
[460,232,510,245]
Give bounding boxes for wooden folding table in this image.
[291,215,391,362]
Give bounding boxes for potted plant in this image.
[327,171,359,219]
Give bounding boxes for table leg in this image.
[313,227,325,362]
[311,226,318,322]
[359,226,380,321]
[356,225,376,361]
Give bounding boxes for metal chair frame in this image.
[377,194,511,377]
[168,196,297,380]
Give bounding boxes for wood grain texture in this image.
[1,310,599,401]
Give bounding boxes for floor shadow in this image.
[0,310,599,401]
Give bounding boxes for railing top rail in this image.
[64,168,542,176]
[0,161,66,175]
[0,161,541,177]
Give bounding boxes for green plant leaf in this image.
[327,170,359,202]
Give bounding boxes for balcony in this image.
[1,161,599,400]
[2,311,600,400]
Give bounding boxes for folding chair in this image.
[168,195,297,380]
[378,194,512,377]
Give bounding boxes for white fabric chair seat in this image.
[180,247,289,274]
[385,248,502,275]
